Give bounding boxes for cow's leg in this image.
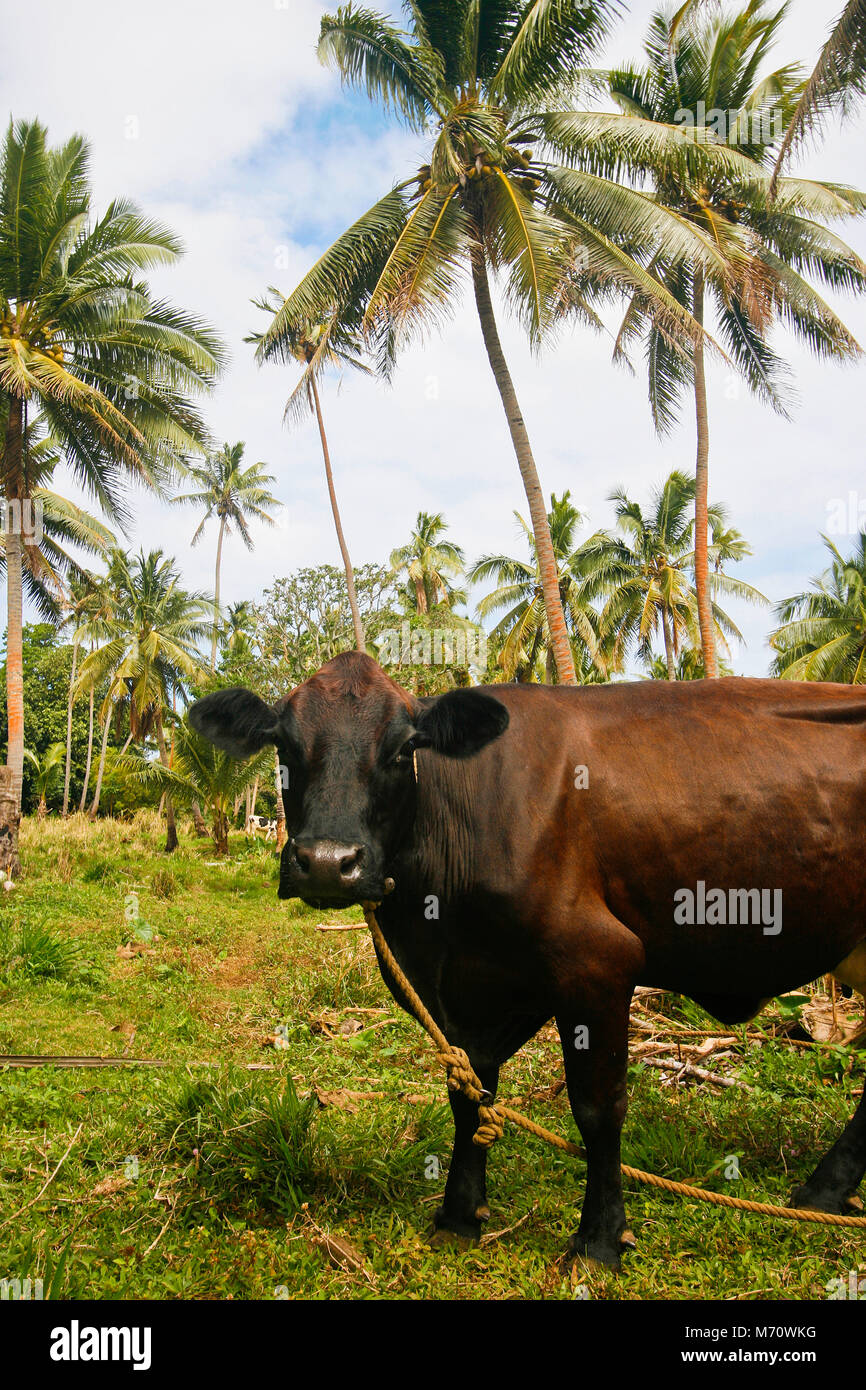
[430,1062,499,1249]
[791,1083,866,1214]
[556,991,634,1273]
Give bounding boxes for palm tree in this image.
[250,317,369,650]
[469,491,605,681]
[772,0,866,195]
[60,570,110,817]
[770,533,866,682]
[565,2,865,676]
[121,719,273,857]
[256,2,728,685]
[390,510,465,613]
[221,600,257,662]
[76,550,214,849]
[0,118,223,874]
[0,423,114,821]
[24,741,64,817]
[172,443,279,669]
[579,470,766,677]
[0,418,116,821]
[74,570,119,814]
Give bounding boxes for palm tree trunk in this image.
[79,676,95,813]
[214,809,229,857]
[155,714,177,852]
[88,709,113,819]
[0,768,16,875]
[692,272,718,679]
[310,377,366,652]
[191,800,208,837]
[274,748,286,848]
[471,249,577,685]
[210,515,227,671]
[62,638,80,817]
[1,395,25,874]
[662,612,676,681]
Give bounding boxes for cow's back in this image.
[401,678,866,1004]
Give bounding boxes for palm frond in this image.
[318,4,445,127]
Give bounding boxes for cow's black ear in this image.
[413,689,509,759]
[189,687,281,759]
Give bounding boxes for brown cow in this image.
[190,653,866,1270]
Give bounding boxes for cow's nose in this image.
[291,838,365,892]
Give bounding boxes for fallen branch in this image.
[143,1211,174,1259]
[481,1204,538,1245]
[640,1057,753,1092]
[0,1056,276,1070]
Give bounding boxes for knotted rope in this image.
[362,902,866,1230]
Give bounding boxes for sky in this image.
[2,0,865,677]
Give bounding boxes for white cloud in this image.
[2,0,330,201]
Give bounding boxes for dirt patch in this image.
[210,956,258,989]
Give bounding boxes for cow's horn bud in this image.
[384,877,395,895]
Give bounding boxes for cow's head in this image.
[189,653,508,907]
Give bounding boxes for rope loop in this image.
[474,1103,507,1149]
[437,1047,485,1103]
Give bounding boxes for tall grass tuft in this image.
[153,1070,321,1217]
[0,916,84,981]
[150,869,177,900]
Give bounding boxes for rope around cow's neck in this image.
[361,902,866,1230]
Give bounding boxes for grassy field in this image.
[0,812,863,1302]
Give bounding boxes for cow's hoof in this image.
[428,1207,482,1250]
[427,1226,480,1252]
[563,1232,623,1274]
[789,1183,850,1216]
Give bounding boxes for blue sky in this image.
[3,0,865,678]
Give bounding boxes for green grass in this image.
[0,812,863,1301]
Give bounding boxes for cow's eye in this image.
[393,738,416,765]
